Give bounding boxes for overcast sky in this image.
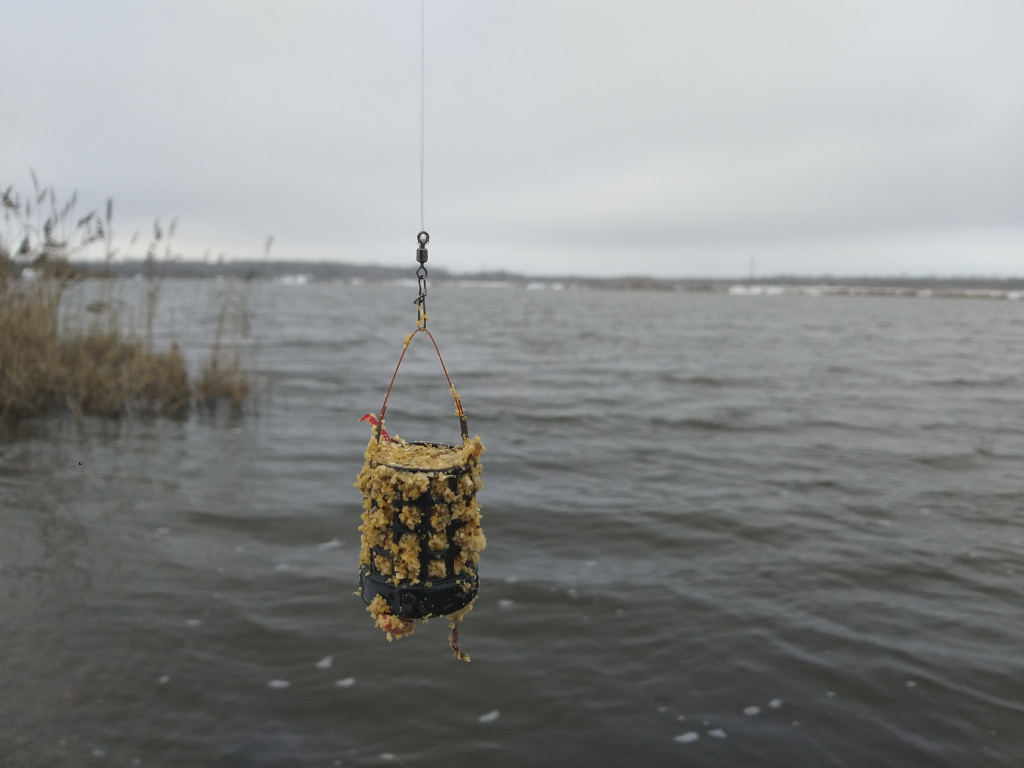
[3,1,1023,278]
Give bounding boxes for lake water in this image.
[2,280,1023,767]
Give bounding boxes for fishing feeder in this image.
[355,231,485,661]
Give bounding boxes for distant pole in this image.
[749,256,755,281]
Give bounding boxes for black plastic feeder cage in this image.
[359,443,481,620]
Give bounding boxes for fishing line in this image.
[420,0,425,232]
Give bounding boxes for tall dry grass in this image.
[194,280,252,412]
[1,176,252,421]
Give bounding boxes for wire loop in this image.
[376,327,468,444]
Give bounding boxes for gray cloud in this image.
[3,0,1022,276]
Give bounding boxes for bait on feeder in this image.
[355,231,486,662]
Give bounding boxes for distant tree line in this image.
[60,259,1024,292]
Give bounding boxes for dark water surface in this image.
[2,281,1023,767]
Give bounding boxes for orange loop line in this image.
[378,327,464,433]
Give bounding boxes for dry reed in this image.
[1,176,253,422]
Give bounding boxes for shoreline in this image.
[15,259,1024,299]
